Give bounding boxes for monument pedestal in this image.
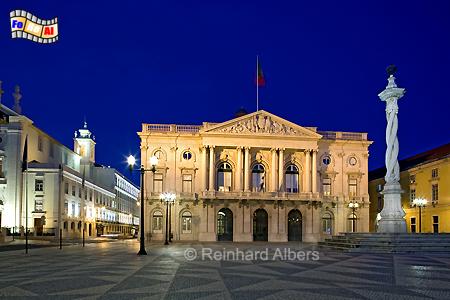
[377,183,407,233]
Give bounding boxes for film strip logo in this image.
[10,10,58,43]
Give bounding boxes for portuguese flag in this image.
[256,58,265,87]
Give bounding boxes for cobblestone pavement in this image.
[0,240,449,299]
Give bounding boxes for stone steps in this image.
[318,233,450,253]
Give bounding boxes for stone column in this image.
[208,146,215,191]
[305,150,311,192]
[270,148,277,192]
[235,147,242,191]
[377,66,407,233]
[244,147,250,192]
[278,148,284,191]
[312,150,317,193]
[201,146,208,191]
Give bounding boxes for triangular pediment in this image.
[202,110,321,138]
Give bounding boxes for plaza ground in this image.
[0,240,449,299]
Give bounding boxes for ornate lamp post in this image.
[377,65,407,233]
[348,201,359,232]
[127,154,158,255]
[159,192,176,245]
[412,198,427,233]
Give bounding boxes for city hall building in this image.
[139,110,372,242]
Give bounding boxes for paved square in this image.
[0,241,450,299]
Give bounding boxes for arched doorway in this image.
[217,208,233,241]
[253,209,268,241]
[288,209,302,241]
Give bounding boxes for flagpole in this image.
[256,55,259,111]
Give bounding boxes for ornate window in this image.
[252,164,265,192]
[217,162,232,192]
[348,178,357,197]
[182,151,192,160]
[347,213,357,232]
[322,213,333,234]
[152,210,163,232]
[182,174,192,193]
[153,173,163,193]
[285,165,299,193]
[153,150,164,161]
[322,178,331,196]
[182,211,192,233]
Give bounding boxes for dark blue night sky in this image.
[1,1,449,184]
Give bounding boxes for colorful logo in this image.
[10,10,58,43]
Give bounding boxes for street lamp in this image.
[412,197,427,233]
[128,154,158,255]
[159,192,176,245]
[348,201,359,232]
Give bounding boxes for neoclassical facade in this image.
[138,110,372,242]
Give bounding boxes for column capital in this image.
[236,146,243,150]
[304,149,311,153]
[244,146,251,151]
[270,148,277,152]
[277,147,285,152]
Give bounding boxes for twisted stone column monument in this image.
[377,65,407,233]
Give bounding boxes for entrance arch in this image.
[288,209,302,241]
[217,208,233,241]
[253,209,268,241]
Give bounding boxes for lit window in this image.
[218,162,232,192]
[410,189,416,205]
[322,178,331,196]
[34,198,43,212]
[252,164,265,192]
[182,151,192,160]
[409,174,416,184]
[347,213,357,232]
[349,179,357,196]
[182,174,193,193]
[152,211,163,232]
[322,156,331,165]
[182,211,192,233]
[285,165,299,193]
[35,179,44,192]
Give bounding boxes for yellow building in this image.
[369,143,450,233]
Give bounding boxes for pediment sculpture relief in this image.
[218,114,302,136]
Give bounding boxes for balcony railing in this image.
[142,124,202,134]
[318,131,368,141]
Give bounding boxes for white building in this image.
[139,110,372,243]
[0,89,139,238]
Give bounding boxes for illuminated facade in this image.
[138,110,372,242]
[0,100,139,238]
[369,143,450,233]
